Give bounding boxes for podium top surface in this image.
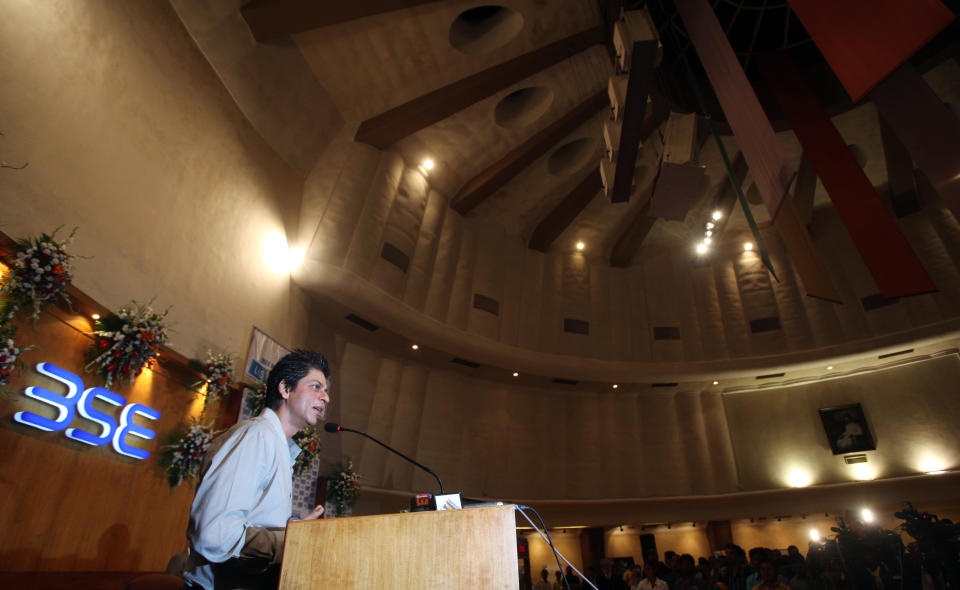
[279,504,519,590]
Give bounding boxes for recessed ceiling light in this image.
[422,158,434,170]
[576,241,585,251]
[744,242,753,251]
[91,313,100,320]
[827,365,833,370]
[512,371,519,377]
[861,508,874,523]
[411,344,419,350]
[703,236,712,244]
[705,230,713,237]
[696,243,708,254]
[706,222,715,230]
[612,384,618,389]
[712,210,722,221]
[713,380,719,385]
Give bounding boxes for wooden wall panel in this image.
[0,310,202,572]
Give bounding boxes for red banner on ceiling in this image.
[757,54,935,299]
[786,0,954,102]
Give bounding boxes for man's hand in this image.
[302,504,325,520]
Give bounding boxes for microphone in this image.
[324,422,445,494]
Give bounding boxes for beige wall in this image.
[0,0,312,357]
[723,353,960,491]
[526,529,584,579]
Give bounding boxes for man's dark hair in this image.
[679,554,695,566]
[265,349,330,410]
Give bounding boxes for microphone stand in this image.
[332,425,445,495]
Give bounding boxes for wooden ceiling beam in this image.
[609,198,655,267]
[240,0,437,42]
[355,27,606,149]
[526,92,669,254]
[451,91,608,215]
[528,170,602,252]
[609,39,659,202]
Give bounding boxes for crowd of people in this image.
[535,539,935,590]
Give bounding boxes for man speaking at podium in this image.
[182,350,331,589]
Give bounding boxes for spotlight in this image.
[744,242,753,251]
[703,236,712,245]
[706,222,715,230]
[512,371,519,377]
[861,508,875,523]
[713,380,719,385]
[705,230,713,237]
[827,365,834,370]
[576,241,585,251]
[411,344,419,350]
[422,158,434,170]
[809,529,821,542]
[712,210,722,221]
[696,243,708,254]
[612,384,619,389]
[91,313,100,321]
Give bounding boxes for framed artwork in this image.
[819,403,876,455]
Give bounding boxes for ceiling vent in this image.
[563,318,590,335]
[653,326,681,340]
[749,317,781,333]
[345,314,379,332]
[756,372,785,380]
[650,382,678,388]
[472,293,500,316]
[380,242,410,272]
[451,357,480,369]
[494,86,553,129]
[878,348,913,359]
[449,6,524,55]
[843,454,869,465]
[552,378,579,385]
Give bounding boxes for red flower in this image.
[106,362,116,371]
[52,264,63,274]
[113,350,121,358]
[99,339,110,350]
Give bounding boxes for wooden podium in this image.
[278,504,520,589]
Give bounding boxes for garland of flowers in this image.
[326,458,362,517]
[293,426,323,476]
[0,227,76,321]
[0,306,35,390]
[190,351,234,407]
[158,419,218,487]
[86,302,169,387]
[244,380,268,417]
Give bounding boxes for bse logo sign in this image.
[13,362,162,460]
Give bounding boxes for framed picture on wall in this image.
[819,403,876,455]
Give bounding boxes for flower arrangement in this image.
[293,426,323,476]
[159,420,218,487]
[87,302,169,387]
[190,351,234,406]
[0,301,34,390]
[244,380,268,417]
[326,458,362,517]
[0,227,76,321]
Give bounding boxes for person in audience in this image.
[554,569,566,590]
[535,568,553,590]
[745,548,767,590]
[629,566,644,590]
[638,562,670,590]
[756,559,791,590]
[566,565,584,590]
[181,350,331,590]
[724,544,754,590]
[674,554,708,590]
[597,558,628,590]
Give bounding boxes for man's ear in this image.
[278,379,291,400]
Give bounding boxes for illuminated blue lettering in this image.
[112,403,161,460]
[13,363,83,432]
[66,387,126,446]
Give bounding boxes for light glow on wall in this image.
[263,233,303,274]
[919,455,948,474]
[851,463,876,480]
[786,468,812,488]
[861,508,874,523]
[809,529,821,542]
